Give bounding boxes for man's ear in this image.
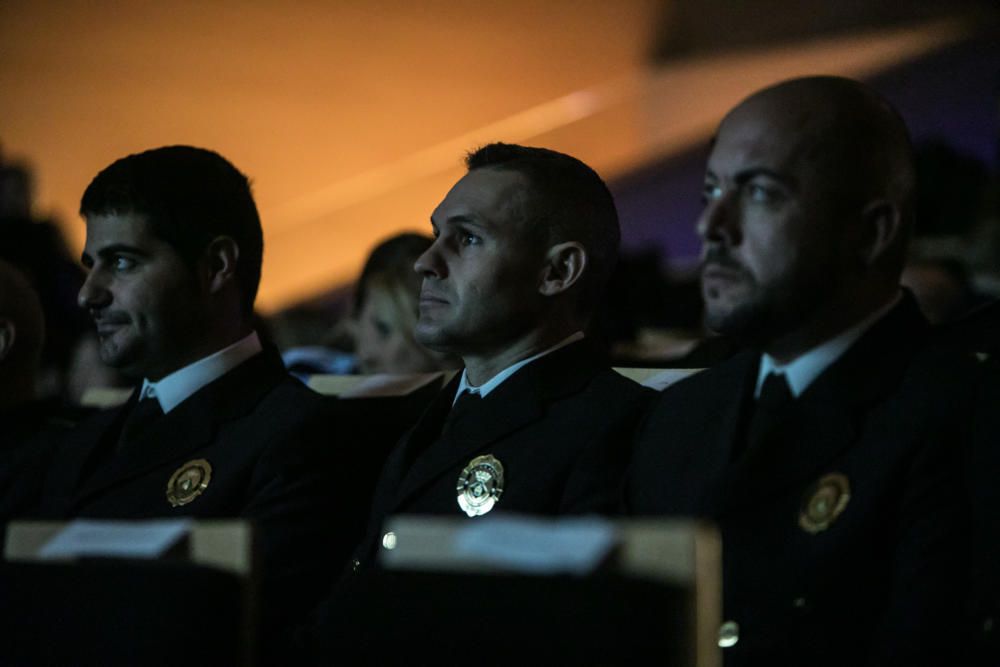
[201,236,240,294]
[538,242,587,297]
[858,199,904,266]
[0,318,15,364]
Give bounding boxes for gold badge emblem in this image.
[166,459,212,507]
[456,454,504,517]
[799,472,850,534]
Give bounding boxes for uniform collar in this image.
[139,331,262,413]
[454,331,585,404]
[756,292,901,398]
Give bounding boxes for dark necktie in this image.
[738,372,795,462]
[117,396,164,451]
[443,390,481,434]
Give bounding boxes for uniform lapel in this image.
[722,295,928,511]
[383,374,463,491]
[71,349,287,508]
[686,351,758,516]
[41,394,135,514]
[391,340,599,509]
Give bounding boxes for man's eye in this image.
[113,256,136,271]
[701,183,722,203]
[746,183,777,203]
[459,233,481,247]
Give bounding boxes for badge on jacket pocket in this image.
[799,472,850,534]
[456,454,504,517]
[166,459,212,507]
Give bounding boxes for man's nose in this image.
[696,192,741,246]
[414,241,447,279]
[77,270,111,310]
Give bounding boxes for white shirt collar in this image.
[139,332,263,413]
[454,332,585,404]
[755,292,901,398]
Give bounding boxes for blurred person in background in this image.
[278,233,459,379]
[353,232,459,374]
[901,255,983,325]
[0,259,83,522]
[0,148,90,399]
[0,259,47,453]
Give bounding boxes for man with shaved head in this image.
[627,77,982,664]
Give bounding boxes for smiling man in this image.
[347,142,652,571]
[26,145,354,640]
[626,77,982,665]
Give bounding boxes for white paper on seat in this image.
[38,519,192,559]
[452,515,617,575]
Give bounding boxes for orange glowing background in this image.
[0,2,969,312]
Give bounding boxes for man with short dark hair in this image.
[626,77,980,665]
[350,142,652,568]
[29,146,352,636]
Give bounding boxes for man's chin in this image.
[98,348,144,380]
[414,326,458,356]
[704,301,765,342]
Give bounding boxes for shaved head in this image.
[726,76,916,267]
[699,76,916,359]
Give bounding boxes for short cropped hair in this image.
[80,146,263,315]
[465,142,620,316]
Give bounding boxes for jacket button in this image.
[381,531,397,550]
[792,597,807,609]
[351,558,361,572]
[718,620,740,648]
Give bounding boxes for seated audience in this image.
[21,146,362,640]
[353,142,653,549]
[626,76,982,665]
[301,143,654,657]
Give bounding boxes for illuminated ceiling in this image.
[0,1,971,311]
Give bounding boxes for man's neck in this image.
[145,325,253,381]
[764,289,900,365]
[461,327,580,387]
[142,330,262,413]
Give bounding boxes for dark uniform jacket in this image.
[351,338,654,570]
[936,298,1000,361]
[30,348,358,635]
[296,339,653,661]
[626,295,979,666]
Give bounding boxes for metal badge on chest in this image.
[456,454,504,517]
[799,472,851,534]
[166,459,213,507]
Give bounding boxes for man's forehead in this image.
[708,100,826,175]
[83,211,153,247]
[432,168,529,225]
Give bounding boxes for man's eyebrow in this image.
[733,167,798,189]
[432,214,490,230]
[83,243,148,264]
